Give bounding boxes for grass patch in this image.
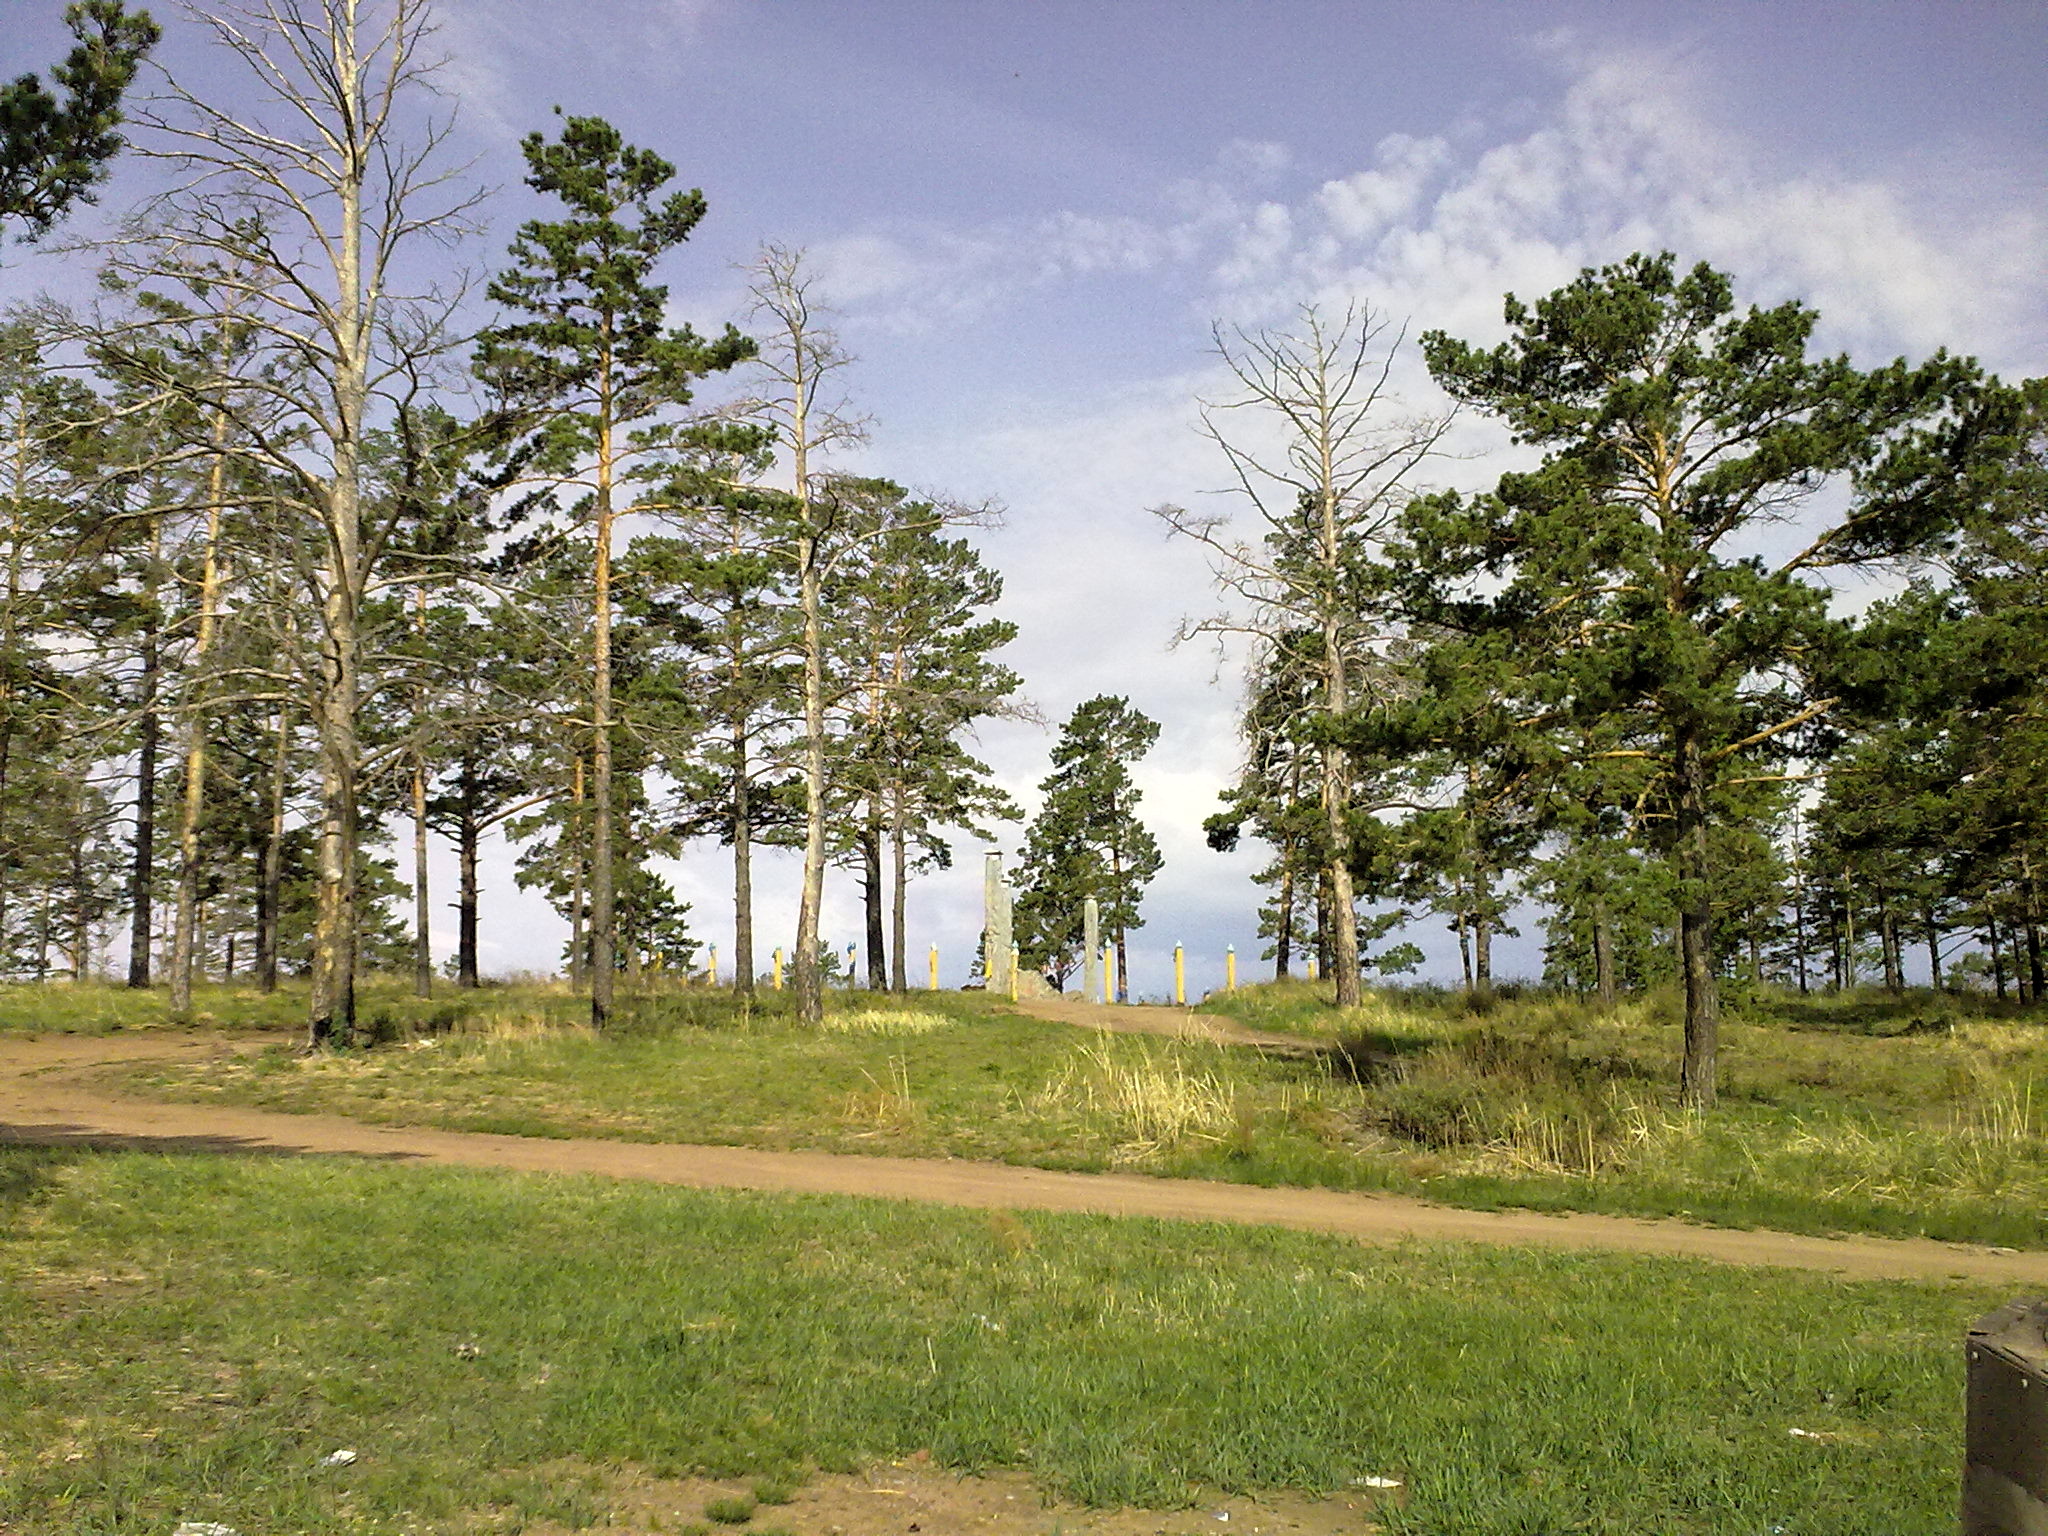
[0,1145,2005,1535]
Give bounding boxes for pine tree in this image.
[477,112,748,1028]
[1414,252,2015,1106]
[0,1,159,242]
[1014,696,1161,999]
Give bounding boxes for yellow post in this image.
[1226,944,1236,992]
[929,943,939,991]
[1103,946,1114,1004]
[1007,944,1020,1002]
[708,946,718,987]
[1306,951,1318,983]
[772,947,784,991]
[1174,942,1185,1006]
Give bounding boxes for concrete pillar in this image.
[984,850,1012,993]
[1082,897,1100,1002]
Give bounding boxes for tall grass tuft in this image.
[1039,1038,1237,1158]
[819,1008,955,1037]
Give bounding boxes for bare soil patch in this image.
[530,1457,1394,1536]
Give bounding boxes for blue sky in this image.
[4,1,2044,991]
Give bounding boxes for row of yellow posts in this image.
[698,941,1260,1001]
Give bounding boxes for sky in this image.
[3,0,2045,994]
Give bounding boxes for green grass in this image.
[0,1145,2005,1535]
[96,977,2048,1248]
[0,975,757,1039]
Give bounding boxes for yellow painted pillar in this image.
[1008,944,1020,1002]
[1306,951,1318,983]
[707,946,718,987]
[1174,942,1185,1006]
[846,944,857,987]
[1103,946,1114,1004]
[1226,944,1237,992]
[772,947,784,991]
[929,943,939,991]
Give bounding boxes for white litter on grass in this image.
[172,1524,239,1536]
[1787,1427,1838,1442]
[321,1447,359,1466]
[1350,1475,1405,1489]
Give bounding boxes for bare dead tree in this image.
[1154,304,1452,1008]
[102,0,484,1046]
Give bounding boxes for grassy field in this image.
[0,1144,2005,1535]
[72,975,2048,1249]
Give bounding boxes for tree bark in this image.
[861,807,886,990]
[1922,906,1942,992]
[1675,728,1720,1110]
[588,380,616,1027]
[170,415,230,1018]
[1879,902,1903,994]
[1273,857,1294,981]
[794,537,827,1026]
[126,530,160,988]
[1592,901,1616,1006]
[888,786,908,993]
[567,754,586,990]
[2025,863,2046,1001]
[456,760,480,989]
[256,706,287,994]
[1471,862,1494,996]
[730,724,754,998]
[411,751,431,997]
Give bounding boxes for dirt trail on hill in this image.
[2,1028,2045,1285]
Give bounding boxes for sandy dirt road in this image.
[2,1026,2044,1286]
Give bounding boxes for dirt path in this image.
[3,1029,2045,1285]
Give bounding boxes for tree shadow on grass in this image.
[0,1121,416,1170]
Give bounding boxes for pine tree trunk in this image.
[1792,875,1808,995]
[456,763,480,989]
[1592,903,1616,1006]
[1273,857,1294,980]
[1880,903,1902,994]
[411,753,431,997]
[730,726,754,998]
[1455,907,1472,990]
[126,545,160,989]
[1675,728,1720,1110]
[889,788,908,993]
[2025,864,2046,1001]
[794,542,828,1027]
[256,707,287,994]
[862,808,886,991]
[69,833,89,980]
[1841,877,1856,988]
[1923,907,1942,992]
[308,69,372,1051]
[567,755,586,989]
[588,405,617,1028]
[1471,863,1493,996]
[171,426,231,1016]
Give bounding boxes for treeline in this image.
[0,2,1020,1039]
[1179,258,2040,1106]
